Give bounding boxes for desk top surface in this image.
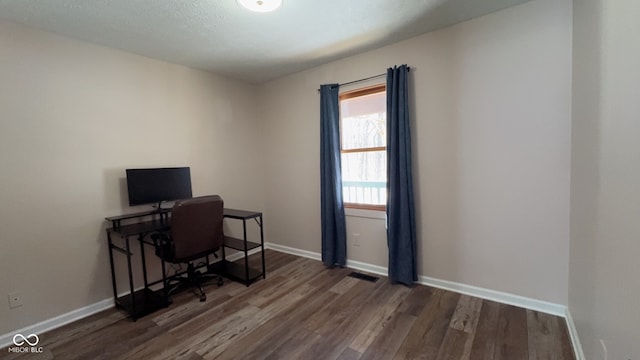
[106,208,262,235]
[223,208,262,219]
[106,219,169,236]
[106,208,261,221]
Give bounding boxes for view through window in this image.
[339,84,386,210]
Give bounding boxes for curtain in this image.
[320,84,347,267]
[386,65,417,285]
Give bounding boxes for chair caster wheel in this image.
[199,294,206,302]
[217,278,223,287]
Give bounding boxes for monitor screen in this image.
[126,167,193,206]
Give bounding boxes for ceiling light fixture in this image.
[237,0,283,13]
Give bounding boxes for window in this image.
[340,84,386,210]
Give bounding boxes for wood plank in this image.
[393,289,461,359]
[449,295,483,333]
[197,282,315,359]
[558,316,576,360]
[349,284,412,353]
[337,347,363,360]
[216,270,345,359]
[493,304,529,360]
[527,309,572,360]
[295,280,387,359]
[469,299,500,360]
[435,295,483,360]
[435,328,474,360]
[396,284,433,316]
[360,312,417,360]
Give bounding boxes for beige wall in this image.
[570,0,640,358]
[0,21,263,335]
[261,0,572,305]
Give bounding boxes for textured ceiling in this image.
[0,0,531,84]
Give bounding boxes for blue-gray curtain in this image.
[386,65,417,285]
[320,84,347,267]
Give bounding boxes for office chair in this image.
[153,195,225,302]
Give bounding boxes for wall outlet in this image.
[8,292,23,309]
[353,233,361,247]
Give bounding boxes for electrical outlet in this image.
[353,233,361,247]
[8,292,23,309]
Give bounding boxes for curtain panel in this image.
[319,84,347,267]
[386,65,417,285]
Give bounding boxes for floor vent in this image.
[348,272,379,283]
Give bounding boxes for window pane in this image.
[341,91,386,150]
[341,151,386,205]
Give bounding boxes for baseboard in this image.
[565,307,586,360]
[346,259,388,277]
[265,242,566,317]
[0,298,113,349]
[266,242,321,261]
[417,274,566,317]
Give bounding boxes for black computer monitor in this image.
[126,167,193,207]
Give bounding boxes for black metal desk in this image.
[105,207,266,320]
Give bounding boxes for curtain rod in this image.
[317,67,410,92]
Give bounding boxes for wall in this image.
[0,20,263,336]
[570,0,640,358]
[261,0,572,305]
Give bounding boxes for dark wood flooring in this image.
[2,250,575,359]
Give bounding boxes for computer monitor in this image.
[126,167,193,208]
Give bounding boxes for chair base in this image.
[165,262,223,302]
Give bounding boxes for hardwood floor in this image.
[2,250,575,359]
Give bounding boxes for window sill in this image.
[344,207,386,220]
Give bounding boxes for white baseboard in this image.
[565,308,585,360]
[266,242,321,261]
[346,259,388,277]
[265,242,566,316]
[417,274,566,317]
[0,298,114,349]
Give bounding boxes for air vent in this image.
[347,272,379,283]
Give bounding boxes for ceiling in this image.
[0,0,531,84]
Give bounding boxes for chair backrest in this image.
[170,195,224,262]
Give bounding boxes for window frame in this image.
[339,84,387,211]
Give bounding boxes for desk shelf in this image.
[115,288,169,319]
[221,261,264,285]
[224,236,261,251]
[222,209,266,286]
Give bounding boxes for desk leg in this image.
[259,215,265,279]
[160,257,168,304]
[221,243,226,275]
[243,219,249,286]
[107,232,118,303]
[139,235,148,288]
[125,236,136,320]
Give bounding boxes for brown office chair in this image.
[153,195,225,302]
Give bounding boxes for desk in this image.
[105,207,265,320]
